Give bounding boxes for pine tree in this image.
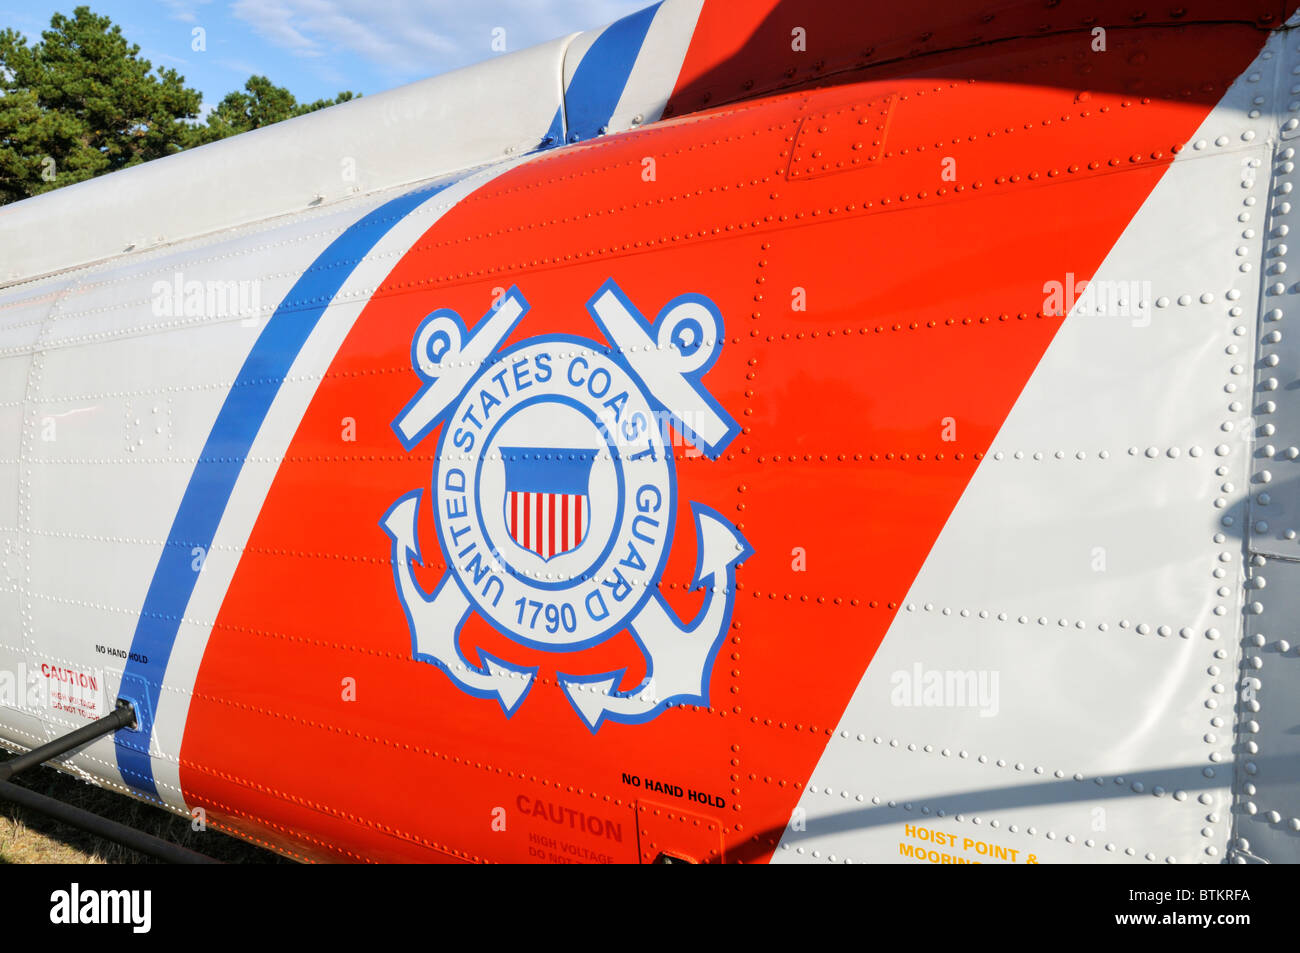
[0,6,202,203]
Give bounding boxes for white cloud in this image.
[159,0,214,24]
[142,48,192,67]
[232,0,322,57]
[229,0,651,82]
[216,57,268,78]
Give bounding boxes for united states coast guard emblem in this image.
[380,279,752,730]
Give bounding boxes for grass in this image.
[0,762,293,864]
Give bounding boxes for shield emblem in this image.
[500,447,597,561]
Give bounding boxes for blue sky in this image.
[1,0,650,115]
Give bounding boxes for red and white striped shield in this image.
[501,448,598,561]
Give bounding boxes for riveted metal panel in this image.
[776,21,1289,865]
[1232,556,1300,861]
[1249,130,1300,556]
[787,95,897,180]
[1229,7,1300,864]
[635,799,726,863]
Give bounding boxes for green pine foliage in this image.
[191,75,358,145]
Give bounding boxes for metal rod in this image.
[0,779,219,864]
[0,700,137,782]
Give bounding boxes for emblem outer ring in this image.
[431,334,676,651]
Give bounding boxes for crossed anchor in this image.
[380,281,751,730]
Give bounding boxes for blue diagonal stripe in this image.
[114,178,456,798]
[550,2,663,144]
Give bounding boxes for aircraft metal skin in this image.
[0,0,1298,864]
